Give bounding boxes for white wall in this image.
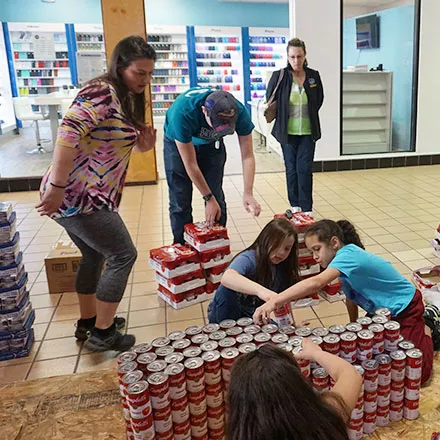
[416,0,439,155]
[344,0,414,19]
[291,0,341,160]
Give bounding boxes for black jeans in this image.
[281,135,316,212]
[164,137,227,244]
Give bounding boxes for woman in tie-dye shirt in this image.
[37,36,156,352]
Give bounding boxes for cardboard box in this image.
[44,242,81,294]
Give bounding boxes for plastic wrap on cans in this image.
[164,363,186,400]
[312,368,330,393]
[322,334,340,356]
[236,317,253,327]
[153,405,173,435]
[225,326,243,337]
[171,394,190,424]
[219,319,236,329]
[209,330,227,341]
[147,372,171,410]
[164,352,185,365]
[200,340,219,352]
[126,381,153,421]
[347,417,363,440]
[363,410,377,435]
[295,327,312,337]
[173,418,191,440]
[389,400,404,422]
[368,323,385,355]
[404,397,419,420]
[188,389,207,416]
[405,348,423,380]
[292,345,311,378]
[376,404,390,427]
[390,380,405,403]
[254,332,271,345]
[384,321,401,352]
[390,350,407,382]
[362,360,379,391]
[218,337,236,349]
[340,332,357,363]
[206,382,224,408]
[172,338,191,353]
[220,347,239,383]
[190,412,208,437]
[376,353,392,386]
[202,350,222,385]
[357,330,374,361]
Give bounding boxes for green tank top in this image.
[288,79,312,135]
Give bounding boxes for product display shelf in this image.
[0,26,15,133]
[8,23,72,97]
[74,24,107,75]
[148,25,189,123]
[194,26,244,102]
[248,28,289,102]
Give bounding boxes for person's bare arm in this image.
[346,297,359,323]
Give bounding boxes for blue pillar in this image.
[65,23,78,85]
[241,27,251,113]
[186,26,197,88]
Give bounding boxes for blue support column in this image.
[186,26,197,88]
[3,22,21,129]
[241,27,251,113]
[65,23,78,85]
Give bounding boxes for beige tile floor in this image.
[1,165,440,384]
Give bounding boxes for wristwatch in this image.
[203,192,214,202]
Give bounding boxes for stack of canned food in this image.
[116,308,422,440]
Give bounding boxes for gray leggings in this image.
[56,210,137,303]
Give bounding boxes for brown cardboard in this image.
[44,241,81,294]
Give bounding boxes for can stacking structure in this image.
[0,202,35,362]
[116,308,422,440]
[150,223,232,310]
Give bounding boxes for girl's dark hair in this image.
[227,344,350,440]
[305,219,365,249]
[241,218,300,288]
[287,37,308,67]
[98,35,156,130]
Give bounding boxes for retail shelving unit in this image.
[0,25,15,133]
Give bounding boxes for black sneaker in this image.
[74,316,126,341]
[424,305,440,351]
[85,329,136,352]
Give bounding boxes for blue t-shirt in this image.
[328,244,415,316]
[164,87,254,146]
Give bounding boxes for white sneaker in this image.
[290,206,302,213]
[304,211,314,219]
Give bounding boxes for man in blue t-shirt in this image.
[164,87,261,244]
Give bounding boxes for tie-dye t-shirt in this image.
[41,81,137,218]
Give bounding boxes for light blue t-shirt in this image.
[328,244,415,317]
[164,87,254,146]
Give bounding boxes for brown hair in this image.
[287,37,308,67]
[98,35,156,130]
[241,218,300,289]
[227,344,350,440]
[305,219,365,250]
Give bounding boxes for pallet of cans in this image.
[430,224,440,258]
[0,202,34,362]
[116,307,423,440]
[412,265,440,308]
[320,279,345,303]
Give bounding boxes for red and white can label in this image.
[131,413,155,440]
[171,395,190,424]
[188,390,207,416]
[390,380,405,402]
[347,417,363,440]
[363,411,377,435]
[190,412,208,437]
[202,351,222,385]
[403,398,419,420]
[351,406,364,420]
[207,404,225,430]
[377,384,391,407]
[173,418,191,440]
[206,382,224,408]
[165,363,186,400]
[376,405,390,427]
[126,381,152,420]
[147,373,171,410]
[153,405,173,434]
[364,378,378,392]
[184,357,205,393]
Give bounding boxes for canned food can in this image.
[368,323,385,355]
[254,332,271,345]
[190,412,208,437]
[173,418,191,440]
[188,389,207,416]
[351,405,364,420]
[357,330,374,361]
[147,372,170,410]
[236,317,253,327]
[354,364,365,378]
[295,327,312,337]
[133,343,153,357]
[356,316,373,329]
[164,352,185,365]
[328,325,346,335]
[221,347,239,382]
[118,351,137,365]
[312,368,330,393]
[219,319,237,329]
[171,394,190,424]
[131,413,155,440]
[126,380,152,420]
[244,325,261,335]
[311,326,330,338]
[279,325,296,336]
[147,360,167,375]
[168,330,186,341]
[207,404,225,430]
[238,342,257,354]
[375,307,391,320]
[405,348,423,380]
[405,377,421,400]
[347,417,363,440]
[288,336,303,347]
[390,350,406,381]
[184,357,205,393]
[403,398,419,420]
[375,353,392,386]
[364,390,378,413]
[271,333,289,344]
[206,382,224,408]
[322,334,340,356]
[209,330,227,341]
[346,322,362,333]
[172,338,191,353]
[398,340,415,351]
[202,350,222,385]
[363,410,377,434]
[183,347,202,359]
[165,363,186,400]
[236,333,254,345]
[200,341,219,352]
[155,345,175,359]
[152,337,171,349]
[277,343,293,352]
[384,321,401,350]
[218,337,236,349]
[155,428,174,440]
[153,404,173,434]
[225,326,243,337]
[191,334,209,346]
[340,332,357,364]
[185,326,203,337]
[208,426,225,440]
[136,353,157,373]
[121,370,143,394]
[390,380,405,402]
[390,400,403,422]
[117,361,138,379]
[372,315,388,325]
[203,323,220,334]
[377,384,391,407]
[376,404,390,427]
[292,345,311,377]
